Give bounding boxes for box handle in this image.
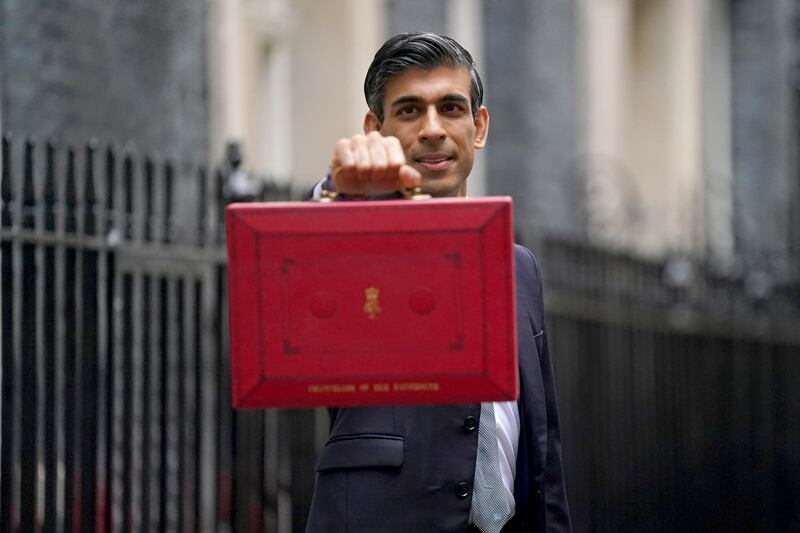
[315,167,432,202]
[317,186,431,202]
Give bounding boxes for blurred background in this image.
[1,0,799,531]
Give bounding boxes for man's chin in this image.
[420,176,465,198]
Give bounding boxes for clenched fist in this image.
[331,131,422,196]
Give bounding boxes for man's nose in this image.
[419,107,446,142]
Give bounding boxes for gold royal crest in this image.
[363,286,381,319]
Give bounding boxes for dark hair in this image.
[364,32,484,123]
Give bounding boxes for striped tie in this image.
[471,402,511,533]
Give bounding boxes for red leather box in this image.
[226,197,517,408]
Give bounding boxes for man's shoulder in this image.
[513,243,546,327]
[513,243,542,284]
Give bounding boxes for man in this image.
[305,32,571,533]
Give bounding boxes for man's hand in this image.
[331,131,422,195]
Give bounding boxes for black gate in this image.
[0,134,319,532]
[542,238,800,532]
[3,133,800,532]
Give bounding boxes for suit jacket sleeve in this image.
[523,246,572,532]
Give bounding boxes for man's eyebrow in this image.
[440,93,469,104]
[389,93,470,108]
[390,95,424,108]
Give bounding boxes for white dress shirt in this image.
[494,400,521,516]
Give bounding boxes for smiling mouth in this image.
[414,154,453,172]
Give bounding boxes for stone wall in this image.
[386,0,448,36]
[730,0,799,275]
[0,0,207,166]
[483,0,580,243]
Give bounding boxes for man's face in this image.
[364,66,489,197]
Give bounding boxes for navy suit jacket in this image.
[305,244,571,532]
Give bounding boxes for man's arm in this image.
[527,247,572,532]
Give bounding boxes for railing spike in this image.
[197,167,207,246]
[44,142,57,231]
[84,142,97,236]
[22,139,36,230]
[143,156,155,242]
[163,162,174,244]
[104,145,116,235]
[65,146,77,234]
[122,154,135,241]
[1,135,13,228]
[215,167,226,245]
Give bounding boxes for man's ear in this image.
[364,111,382,134]
[473,106,489,149]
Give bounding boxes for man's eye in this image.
[442,103,465,114]
[398,106,417,116]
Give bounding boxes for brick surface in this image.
[730,0,798,268]
[483,0,580,241]
[386,0,448,37]
[0,0,208,166]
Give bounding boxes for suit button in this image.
[455,481,472,498]
[464,416,478,432]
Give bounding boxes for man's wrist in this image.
[324,167,366,200]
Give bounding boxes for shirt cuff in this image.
[310,178,325,200]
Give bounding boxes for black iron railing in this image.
[0,134,314,533]
[540,237,800,532]
[2,132,800,532]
